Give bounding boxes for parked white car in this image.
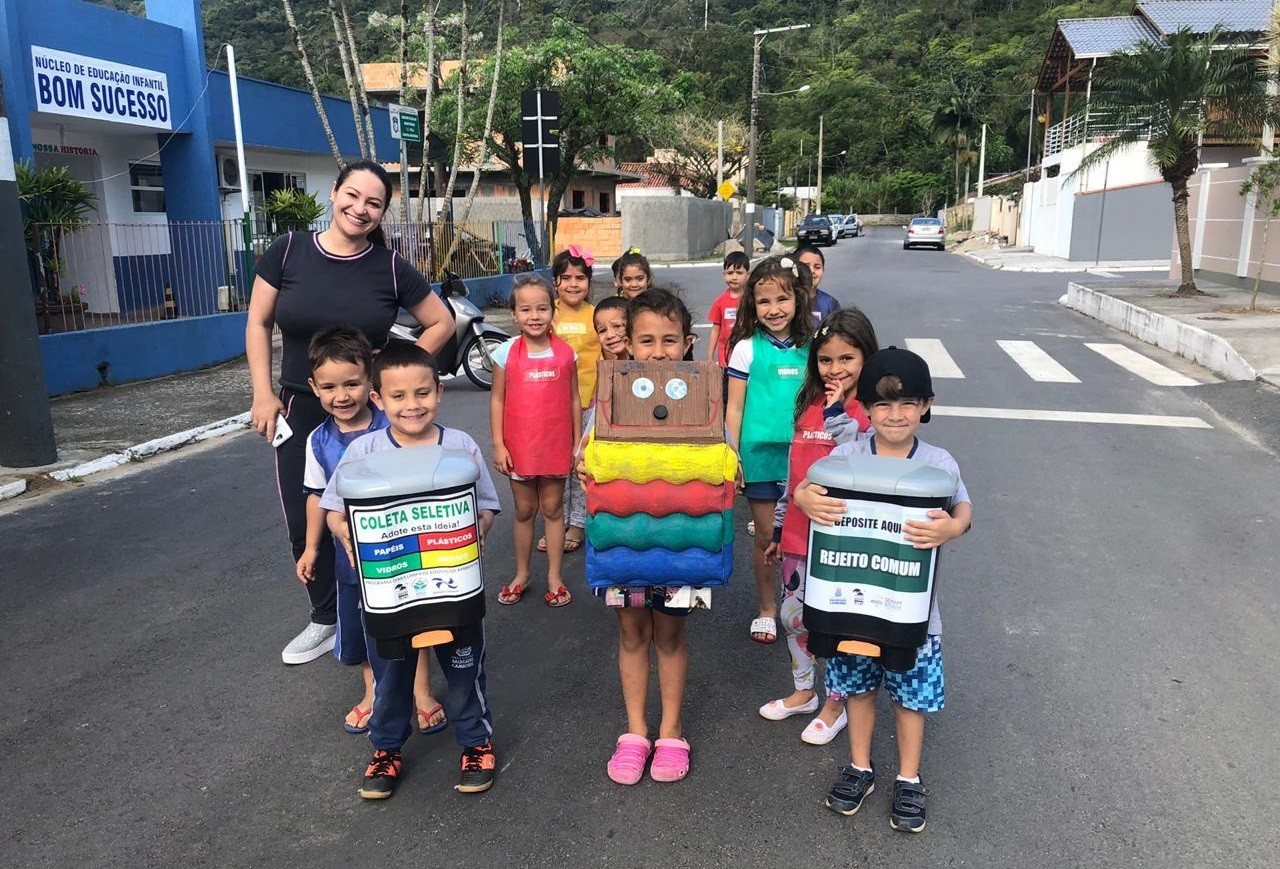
[904,217,945,251]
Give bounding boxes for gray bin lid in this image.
[808,453,957,500]
[335,445,479,500]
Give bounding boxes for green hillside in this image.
[83,0,1132,209]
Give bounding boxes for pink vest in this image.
[502,335,576,476]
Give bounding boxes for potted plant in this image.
[263,188,326,233]
[17,162,97,331]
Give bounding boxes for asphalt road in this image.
[3,228,1279,868]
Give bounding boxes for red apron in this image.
[502,335,576,476]
[780,398,869,556]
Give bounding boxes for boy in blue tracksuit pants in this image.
[321,342,501,800]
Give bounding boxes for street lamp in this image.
[747,23,810,226]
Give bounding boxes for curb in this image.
[962,251,1169,273]
[1061,282,1258,383]
[0,479,27,501]
[46,412,253,484]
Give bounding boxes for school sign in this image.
[31,46,171,130]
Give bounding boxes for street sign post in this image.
[388,103,422,143]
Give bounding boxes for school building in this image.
[2,0,399,394]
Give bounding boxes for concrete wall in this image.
[1068,181,1172,261]
[621,196,732,260]
[1186,161,1280,291]
[40,312,248,396]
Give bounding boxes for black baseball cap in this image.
[856,346,934,422]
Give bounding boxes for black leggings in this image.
[274,385,337,625]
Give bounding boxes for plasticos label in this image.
[805,498,938,625]
[350,490,482,613]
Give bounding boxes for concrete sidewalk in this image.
[961,244,1169,273]
[0,305,518,503]
[960,242,1279,388]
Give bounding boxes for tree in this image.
[1075,27,1272,296]
[928,80,982,204]
[281,0,343,167]
[1238,153,1280,311]
[655,113,748,198]
[434,20,694,258]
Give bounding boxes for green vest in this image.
[740,332,807,483]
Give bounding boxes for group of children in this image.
[293,241,973,834]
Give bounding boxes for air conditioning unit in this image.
[218,154,241,190]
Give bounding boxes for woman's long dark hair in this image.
[334,159,393,248]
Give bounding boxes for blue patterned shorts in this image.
[824,635,944,713]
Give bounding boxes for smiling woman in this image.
[244,159,455,667]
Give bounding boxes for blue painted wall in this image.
[40,313,248,396]
[208,72,399,160]
[444,269,551,309]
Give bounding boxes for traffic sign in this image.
[717,180,737,201]
[388,103,422,143]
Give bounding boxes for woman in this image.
[246,160,453,666]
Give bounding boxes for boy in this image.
[793,347,972,833]
[706,250,750,367]
[320,343,501,800]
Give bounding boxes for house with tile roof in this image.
[1022,0,1269,261]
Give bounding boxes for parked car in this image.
[819,214,844,241]
[797,214,836,246]
[904,217,945,251]
[838,214,862,238]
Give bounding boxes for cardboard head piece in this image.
[594,360,724,442]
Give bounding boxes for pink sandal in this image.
[649,737,690,782]
[606,734,652,785]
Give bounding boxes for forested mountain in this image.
[85,0,1132,210]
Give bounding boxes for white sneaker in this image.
[758,695,820,721]
[801,709,848,745]
[281,622,336,665]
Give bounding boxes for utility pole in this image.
[977,123,987,197]
[816,114,824,213]
[0,70,58,466]
[716,120,724,190]
[747,24,809,233]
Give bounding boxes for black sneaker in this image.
[359,750,403,800]
[823,765,875,817]
[458,742,496,793]
[890,778,929,833]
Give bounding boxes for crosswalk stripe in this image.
[932,405,1211,428]
[1084,343,1200,386]
[996,340,1081,383]
[904,339,965,378]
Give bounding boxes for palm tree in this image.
[1074,27,1272,296]
[929,81,982,204]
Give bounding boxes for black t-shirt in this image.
[256,232,433,390]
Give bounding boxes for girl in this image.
[547,246,600,555]
[612,248,653,299]
[490,275,581,607]
[593,296,630,361]
[793,244,841,324]
[760,309,878,745]
[725,256,814,645]
[593,289,699,785]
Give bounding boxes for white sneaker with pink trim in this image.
[800,708,848,745]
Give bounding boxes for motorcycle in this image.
[388,270,510,390]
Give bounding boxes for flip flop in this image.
[498,582,529,605]
[749,616,778,644]
[343,704,373,734]
[416,703,448,735]
[563,535,584,553]
[545,586,572,607]
[536,536,549,552]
